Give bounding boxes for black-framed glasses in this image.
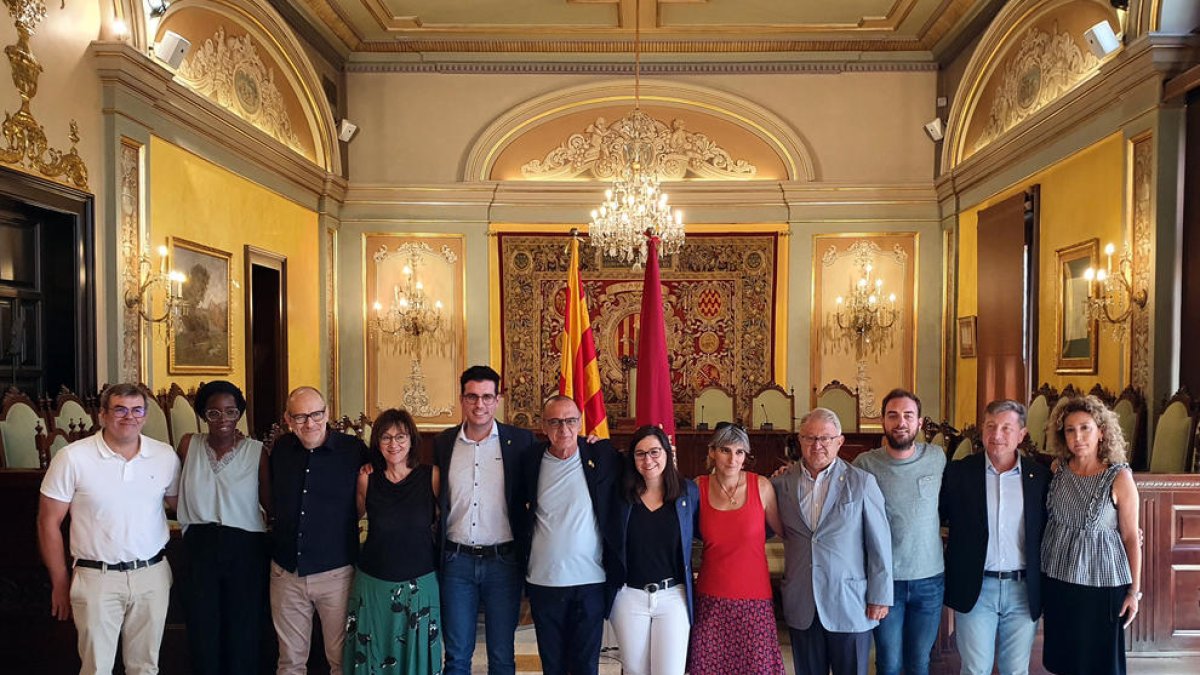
[204,408,241,422]
[378,433,410,445]
[544,417,581,429]
[288,409,327,424]
[634,448,664,461]
[107,405,147,419]
[462,393,498,405]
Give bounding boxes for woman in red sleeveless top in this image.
[688,423,785,675]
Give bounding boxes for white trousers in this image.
[609,584,690,675]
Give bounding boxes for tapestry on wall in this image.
[497,232,779,428]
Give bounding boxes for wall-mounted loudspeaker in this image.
[923,118,945,142]
[1083,20,1120,59]
[154,31,191,70]
[338,119,359,142]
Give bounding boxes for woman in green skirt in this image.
[345,408,443,674]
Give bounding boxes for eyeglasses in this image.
[462,393,498,405]
[634,448,664,461]
[799,434,840,446]
[107,405,147,419]
[378,433,410,445]
[544,417,581,429]
[204,408,241,422]
[288,409,327,424]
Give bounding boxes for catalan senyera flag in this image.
[635,235,677,441]
[558,237,610,439]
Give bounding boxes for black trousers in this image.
[788,609,872,675]
[526,582,605,675]
[183,524,268,675]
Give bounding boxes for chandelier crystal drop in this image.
[587,0,684,268]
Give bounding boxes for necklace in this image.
[715,473,741,505]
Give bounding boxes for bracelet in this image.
[1128,591,1142,600]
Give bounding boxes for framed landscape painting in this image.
[1055,238,1098,374]
[169,238,233,374]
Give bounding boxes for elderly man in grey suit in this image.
[772,407,894,675]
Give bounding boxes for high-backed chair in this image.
[750,384,795,431]
[166,384,199,450]
[952,424,980,461]
[1088,383,1116,408]
[1148,388,1197,474]
[47,386,97,439]
[140,386,171,446]
[815,380,859,433]
[1113,386,1147,471]
[0,388,49,468]
[357,413,374,445]
[1026,383,1059,454]
[693,385,735,430]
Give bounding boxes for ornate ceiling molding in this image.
[178,26,305,155]
[520,110,757,181]
[344,61,939,74]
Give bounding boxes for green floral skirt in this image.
[344,569,442,675]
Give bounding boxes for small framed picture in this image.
[957,315,977,359]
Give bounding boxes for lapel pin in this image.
[587,459,595,469]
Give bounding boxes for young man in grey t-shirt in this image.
[853,389,945,675]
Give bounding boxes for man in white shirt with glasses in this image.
[38,382,181,675]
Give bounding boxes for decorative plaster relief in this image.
[0,0,88,189]
[972,23,1099,154]
[521,110,757,181]
[178,27,304,154]
[120,140,142,383]
[1130,136,1151,391]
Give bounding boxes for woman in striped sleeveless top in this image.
[1040,395,1141,675]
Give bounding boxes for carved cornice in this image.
[345,61,939,75]
[0,0,88,189]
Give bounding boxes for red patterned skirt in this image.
[687,592,785,675]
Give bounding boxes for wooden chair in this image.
[922,417,958,452]
[165,384,199,450]
[750,384,795,431]
[952,424,980,461]
[36,427,71,465]
[357,413,374,444]
[1112,386,1147,471]
[1148,388,1198,474]
[814,380,859,433]
[1088,383,1116,408]
[46,386,97,440]
[1060,383,1081,400]
[693,385,735,430]
[0,388,49,468]
[1026,383,1059,454]
[139,385,172,446]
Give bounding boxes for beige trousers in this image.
[69,560,172,675]
[269,561,354,675]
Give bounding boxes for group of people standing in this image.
[36,369,1140,675]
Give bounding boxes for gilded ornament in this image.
[521,112,757,181]
[0,0,89,189]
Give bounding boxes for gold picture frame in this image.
[168,238,234,374]
[1055,238,1099,374]
[957,316,977,358]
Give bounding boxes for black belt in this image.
[630,577,678,593]
[447,541,515,558]
[75,551,166,572]
[984,569,1026,581]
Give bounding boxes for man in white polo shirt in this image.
[38,382,181,675]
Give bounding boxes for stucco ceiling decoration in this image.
[177,26,305,155]
[521,111,757,181]
[971,21,1099,154]
[284,0,995,57]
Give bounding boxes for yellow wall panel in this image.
[148,136,321,395]
[955,133,1125,423]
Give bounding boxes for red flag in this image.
[558,238,610,438]
[635,236,676,440]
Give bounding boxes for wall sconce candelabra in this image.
[124,243,188,341]
[1084,242,1146,340]
[831,263,899,360]
[370,254,447,416]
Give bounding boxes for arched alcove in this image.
[465,80,816,183]
[942,0,1119,172]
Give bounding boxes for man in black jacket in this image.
[940,399,1051,675]
[434,366,537,675]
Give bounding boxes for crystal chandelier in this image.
[831,262,899,360]
[370,255,446,358]
[587,0,684,268]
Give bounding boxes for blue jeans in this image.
[440,549,523,675]
[873,573,944,675]
[954,576,1037,675]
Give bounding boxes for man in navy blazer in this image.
[519,395,619,675]
[940,399,1050,675]
[772,407,893,675]
[433,365,537,675]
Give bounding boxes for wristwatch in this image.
[1129,591,1143,600]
